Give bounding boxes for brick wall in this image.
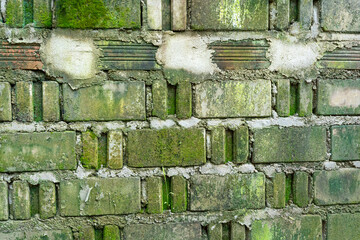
[0,0,359,239]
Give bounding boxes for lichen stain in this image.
[329,88,360,108]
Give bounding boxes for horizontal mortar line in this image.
[321,58,360,61]
[324,51,360,54]
[0,46,40,49]
[0,49,40,53]
[0,58,40,61]
[0,55,40,58]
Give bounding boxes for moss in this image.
[6,0,23,28]
[34,0,52,27]
[103,225,120,240]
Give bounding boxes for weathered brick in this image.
[298,0,312,29]
[39,182,56,219]
[147,0,162,30]
[147,177,163,214]
[276,0,290,30]
[127,128,206,167]
[81,131,99,169]
[191,0,269,30]
[0,229,73,240]
[331,125,360,161]
[104,225,121,240]
[152,80,168,119]
[293,172,309,207]
[56,0,141,29]
[272,173,286,208]
[298,81,313,117]
[63,81,145,121]
[0,132,76,172]
[171,0,186,31]
[211,127,226,164]
[176,81,192,119]
[251,215,322,240]
[0,82,12,121]
[16,82,33,122]
[124,223,202,240]
[317,79,360,115]
[79,226,95,240]
[0,182,8,220]
[276,79,290,117]
[253,126,327,163]
[170,176,187,213]
[231,223,246,240]
[6,0,23,27]
[11,181,30,220]
[42,81,60,122]
[107,131,123,169]
[321,0,360,32]
[233,126,249,163]
[33,0,52,27]
[327,213,360,240]
[194,80,271,118]
[314,169,360,205]
[59,178,141,216]
[190,173,265,211]
[208,224,222,240]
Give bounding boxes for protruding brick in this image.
[276,0,290,30]
[81,131,99,169]
[327,213,360,240]
[104,225,121,240]
[6,0,23,27]
[33,0,52,27]
[208,224,222,240]
[147,177,163,214]
[12,181,30,220]
[276,79,290,116]
[231,223,246,240]
[176,81,192,119]
[79,226,95,240]
[293,172,309,207]
[273,173,286,208]
[171,176,187,213]
[171,0,186,31]
[16,81,33,122]
[0,182,8,220]
[211,127,226,164]
[42,81,60,122]
[233,126,249,163]
[0,82,12,121]
[0,229,73,239]
[152,79,168,119]
[107,131,123,169]
[298,81,313,117]
[299,0,313,29]
[331,125,360,161]
[147,0,162,30]
[39,182,56,219]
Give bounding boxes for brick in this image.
[107,131,123,169]
[298,0,312,29]
[191,0,268,30]
[147,0,162,30]
[0,82,12,121]
[211,127,226,164]
[171,176,187,213]
[79,226,95,240]
[176,81,192,119]
[63,81,145,121]
[272,173,286,208]
[208,224,222,240]
[0,229,73,240]
[127,128,206,167]
[317,46,360,70]
[251,215,322,240]
[16,82,33,122]
[293,172,309,207]
[6,0,23,27]
[33,0,52,27]
[298,81,313,117]
[331,125,360,161]
[314,169,360,205]
[327,213,360,240]
[233,126,249,163]
[147,177,163,214]
[56,0,141,29]
[253,126,327,163]
[42,81,60,122]
[0,132,76,172]
[81,131,99,169]
[12,181,30,220]
[39,182,56,219]
[171,0,186,31]
[316,79,360,115]
[152,80,168,119]
[231,223,246,240]
[59,178,141,216]
[0,182,8,220]
[276,0,290,30]
[124,223,202,240]
[194,80,271,118]
[190,173,265,211]
[276,79,290,117]
[321,0,360,32]
[104,225,121,240]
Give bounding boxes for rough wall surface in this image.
[0,0,359,239]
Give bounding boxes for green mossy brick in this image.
[225,130,233,163]
[161,0,171,30]
[293,172,309,207]
[56,0,141,29]
[171,0,187,31]
[6,0,23,28]
[298,0,312,29]
[0,182,8,220]
[190,173,265,211]
[79,226,95,240]
[33,0,52,27]
[298,81,313,117]
[253,126,327,163]
[327,213,360,240]
[147,0,162,30]
[0,82,12,121]
[59,178,141,216]
[42,81,60,122]
[152,80,168,119]
[103,225,120,240]
[211,127,226,164]
[290,84,298,115]
[39,182,56,219]
[0,132,76,172]
[331,125,360,161]
[314,169,360,205]
[98,134,107,168]
[191,0,269,30]
[12,181,30,220]
[276,79,290,117]
[29,185,39,217]
[32,82,42,122]
[233,126,249,163]
[16,81,33,122]
[63,81,146,121]
[251,215,322,240]
[231,223,246,240]
[107,131,123,169]
[124,223,202,240]
[194,80,271,118]
[170,176,187,213]
[273,173,286,208]
[81,131,99,169]
[276,0,290,30]
[176,81,192,119]
[208,224,222,240]
[127,128,206,167]
[147,177,163,214]
[2,229,74,240]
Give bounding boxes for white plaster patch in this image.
[352,161,360,168]
[329,89,360,108]
[23,172,58,185]
[323,161,338,170]
[156,33,219,75]
[75,164,93,179]
[178,117,201,128]
[150,118,176,129]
